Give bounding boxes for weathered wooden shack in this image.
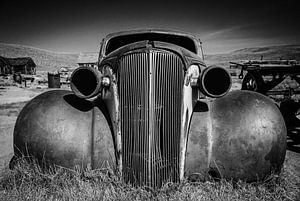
[0,56,10,75]
[7,57,36,74]
[77,52,98,68]
[0,56,36,75]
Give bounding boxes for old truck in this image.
[11,30,286,188]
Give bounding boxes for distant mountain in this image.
[205,44,300,68]
[0,43,79,72]
[1,43,299,71]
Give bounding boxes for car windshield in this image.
[105,33,197,55]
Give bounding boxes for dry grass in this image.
[0,157,299,201]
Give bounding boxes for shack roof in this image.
[7,57,36,67]
[0,56,9,66]
[77,52,99,64]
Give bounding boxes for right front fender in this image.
[185,90,287,181]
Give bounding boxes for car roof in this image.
[104,29,200,42]
[100,29,202,57]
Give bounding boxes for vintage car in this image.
[12,30,286,188]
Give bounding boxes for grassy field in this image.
[0,98,299,200]
[0,155,299,201]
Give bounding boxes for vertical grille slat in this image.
[119,50,184,187]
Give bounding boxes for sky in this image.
[0,0,299,54]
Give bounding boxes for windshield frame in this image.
[99,29,203,60]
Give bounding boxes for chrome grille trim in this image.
[118,50,184,187]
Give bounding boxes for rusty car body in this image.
[12,30,286,188]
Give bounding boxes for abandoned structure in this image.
[0,56,36,75]
[77,52,98,68]
[0,56,10,75]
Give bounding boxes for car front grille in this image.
[118,50,184,187]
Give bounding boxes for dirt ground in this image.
[0,86,299,179]
[0,86,42,105]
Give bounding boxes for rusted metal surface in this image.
[186,90,286,181]
[48,72,61,88]
[100,65,122,174]
[70,66,103,99]
[99,29,203,61]
[12,90,115,169]
[199,66,231,97]
[118,50,184,186]
[67,45,232,187]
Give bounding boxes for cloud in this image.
[200,20,300,54]
[201,23,263,40]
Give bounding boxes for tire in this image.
[241,72,265,93]
[280,100,300,143]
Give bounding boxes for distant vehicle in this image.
[11,30,286,188]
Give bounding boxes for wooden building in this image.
[0,56,10,75]
[0,56,36,75]
[8,57,36,74]
[77,52,98,68]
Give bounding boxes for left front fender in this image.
[11,90,115,170]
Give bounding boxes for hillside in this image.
[0,43,79,72]
[1,43,299,71]
[205,44,300,67]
